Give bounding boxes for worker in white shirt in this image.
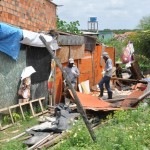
[98,52,113,99]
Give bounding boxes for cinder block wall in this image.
[0,0,57,31]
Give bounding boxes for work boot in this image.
[98,88,104,98]
[108,91,113,99]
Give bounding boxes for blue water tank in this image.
[90,17,97,22]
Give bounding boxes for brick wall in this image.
[0,0,57,31]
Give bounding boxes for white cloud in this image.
[53,0,150,30]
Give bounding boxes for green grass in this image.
[0,102,149,150]
[52,102,150,150]
[0,118,38,150]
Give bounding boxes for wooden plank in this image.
[37,133,60,150]
[8,108,14,124]
[130,61,144,80]
[0,97,46,130]
[29,101,35,117]
[30,97,45,103]
[4,97,45,110]
[38,132,68,149]
[56,46,69,63]
[30,110,48,118]
[111,77,147,84]
[70,45,85,60]
[0,107,8,113]
[100,44,105,66]
[56,45,85,63]
[39,99,44,113]
[105,98,125,103]
[53,52,56,106]
[27,134,52,150]
[9,104,20,109]
[7,132,26,142]
[144,82,150,98]
[84,36,96,51]
[80,81,90,94]
[19,103,25,120]
[0,124,13,131]
[137,90,150,101]
[37,134,61,149]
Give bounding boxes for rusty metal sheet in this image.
[69,91,123,111]
[68,89,145,111]
[130,61,144,80]
[144,82,150,98]
[121,90,144,107]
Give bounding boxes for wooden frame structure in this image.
[0,97,48,130]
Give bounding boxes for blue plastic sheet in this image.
[0,22,23,60]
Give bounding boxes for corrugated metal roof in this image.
[69,89,145,111]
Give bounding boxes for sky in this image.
[52,0,150,30]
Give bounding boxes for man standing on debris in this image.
[64,58,80,88]
[63,58,80,105]
[98,52,113,99]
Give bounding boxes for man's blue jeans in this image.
[98,76,111,93]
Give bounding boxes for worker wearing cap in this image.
[64,58,80,88]
[98,52,113,99]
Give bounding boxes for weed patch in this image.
[53,104,150,150]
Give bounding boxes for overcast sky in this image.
[53,0,150,30]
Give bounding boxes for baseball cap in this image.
[102,52,109,58]
[69,58,74,63]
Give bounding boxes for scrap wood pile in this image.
[1,84,149,149]
[23,103,79,149]
[0,103,80,149]
[74,60,150,111]
[108,61,150,108]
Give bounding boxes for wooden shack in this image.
[54,33,115,104]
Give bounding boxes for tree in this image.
[56,17,82,34]
[137,15,150,30]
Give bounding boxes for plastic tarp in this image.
[20,30,59,50]
[0,22,23,60]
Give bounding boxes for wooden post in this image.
[40,35,96,142]
[91,51,95,85]
[19,103,25,120]
[100,44,105,66]
[29,101,35,117]
[53,52,56,106]
[39,99,44,113]
[27,134,51,150]
[8,108,14,124]
[137,90,150,101]
[111,77,147,84]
